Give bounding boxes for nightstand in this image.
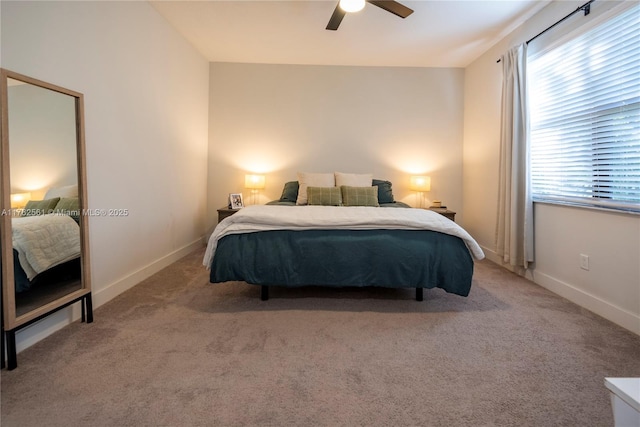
[428,207,456,222]
[217,206,239,222]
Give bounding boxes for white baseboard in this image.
[13,309,80,354]
[532,270,640,335]
[92,239,204,308]
[479,245,640,335]
[480,245,501,265]
[14,239,204,353]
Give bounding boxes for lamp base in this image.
[249,189,260,205]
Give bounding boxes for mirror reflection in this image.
[7,77,82,317]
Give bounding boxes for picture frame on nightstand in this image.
[229,193,244,209]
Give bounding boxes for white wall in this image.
[8,82,78,196]
[463,0,639,334]
[208,62,465,233]
[2,1,210,350]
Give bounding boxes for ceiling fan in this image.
[326,0,414,31]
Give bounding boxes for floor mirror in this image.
[0,69,92,370]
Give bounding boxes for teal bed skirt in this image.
[209,229,474,297]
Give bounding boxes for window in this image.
[528,4,640,213]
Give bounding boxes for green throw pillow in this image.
[279,181,299,203]
[372,179,395,204]
[307,186,342,206]
[54,197,81,222]
[341,186,379,207]
[22,197,61,217]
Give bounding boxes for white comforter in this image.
[12,214,81,280]
[203,205,485,267]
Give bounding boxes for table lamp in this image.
[245,174,266,205]
[409,176,430,208]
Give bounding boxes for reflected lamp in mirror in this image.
[244,174,266,205]
[409,175,431,208]
[10,192,31,209]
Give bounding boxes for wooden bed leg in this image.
[261,285,269,301]
[416,288,423,302]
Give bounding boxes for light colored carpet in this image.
[1,247,639,426]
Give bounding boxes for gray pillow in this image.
[279,181,299,203]
[372,179,395,204]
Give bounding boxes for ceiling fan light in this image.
[339,0,365,13]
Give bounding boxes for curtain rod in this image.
[496,0,596,63]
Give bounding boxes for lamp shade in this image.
[10,192,31,209]
[409,176,431,192]
[244,174,266,190]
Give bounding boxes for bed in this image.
[8,186,82,293]
[204,176,484,301]
[12,213,81,293]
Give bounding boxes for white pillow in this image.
[335,172,373,188]
[296,172,335,205]
[44,184,78,199]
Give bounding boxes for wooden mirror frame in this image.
[0,69,92,370]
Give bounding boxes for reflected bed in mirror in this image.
[0,69,92,370]
[12,184,82,317]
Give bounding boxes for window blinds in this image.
[528,4,640,212]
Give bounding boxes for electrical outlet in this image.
[580,254,590,271]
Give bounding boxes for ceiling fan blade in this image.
[368,0,414,18]
[326,3,346,31]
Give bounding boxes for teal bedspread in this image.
[210,229,474,296]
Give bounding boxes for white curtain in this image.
[496,43,534,269]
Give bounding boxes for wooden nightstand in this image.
[428,207,456,222]
[217,206,240,222]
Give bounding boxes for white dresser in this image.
[605,378,640,427]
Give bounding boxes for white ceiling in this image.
[150,0,550,68]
